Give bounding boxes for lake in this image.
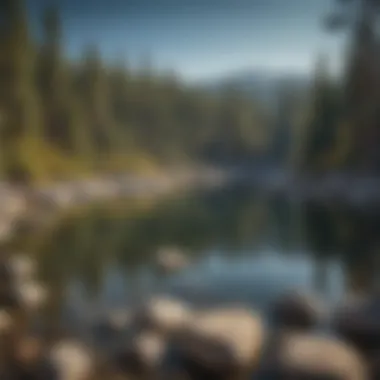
[12,184,380,339]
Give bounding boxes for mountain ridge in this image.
[195,68,311,106]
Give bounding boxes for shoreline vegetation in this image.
[4,0,379,200]
[1,165,380,251]
[0,1,270,190]
[1,0,380,241]
[0,165,232,245]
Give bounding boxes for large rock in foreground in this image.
[271,290,326,330]
[114,330,167,376]
[261,332,367,380]
[49,340,94,380]
[332,294,380,354]
[175,306,265,376]
[134,296,192,335]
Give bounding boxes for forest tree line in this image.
[0,0,272,185]
[297,0,380,175]
[0,0,378,185]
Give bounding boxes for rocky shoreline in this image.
[0,171,380,379]
[0,251,378,380]
[2,169,380,246]
[0,167,231,245]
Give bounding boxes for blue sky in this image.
[26,0,346,82]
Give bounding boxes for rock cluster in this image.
[1,253,380,380]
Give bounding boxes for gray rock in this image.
[261,332,367,380]
[175,306,265,373]
[272,290,326,330]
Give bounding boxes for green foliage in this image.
[322,0,380,171]
[299,56,341,173]
[3,0,378,183]
[0,0,272,183]
[0,0,44,183]
[290,0,380,174]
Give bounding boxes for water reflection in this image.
[11,186,380,331]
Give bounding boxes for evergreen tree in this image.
[300,55,340,173]
[325,0,380,171]
[0,0,43,184]
[0,2,276,182]
[37,6,94,169]
[74,46,125,169]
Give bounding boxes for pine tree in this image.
[74,46,130,170]
[0,0,43,184]
[271,84,296,168]
[37,6,94,168]
[325,0,380,170]
[299,55,339,173]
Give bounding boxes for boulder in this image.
[0,254,37,286]
[93,309,132,343]
[7,255,36,282]
[367,350,380,379]
[0,221,14,243]
[134,296,192,335]
[15,280,48,311]
[175,306,265,374]
[332,294,380,354]
[271,290,326,330]
[49,340,93,380]
[261,332,367,380]
[15,335,45,367]
[115,330,167,375]
[51,187,74,208]
[156,247,189,273]
[9,192,27,214]
[11,335,57,379]
[0,310,13,334]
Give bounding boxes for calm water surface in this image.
[14,185,380,335]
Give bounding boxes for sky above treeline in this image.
[26,0,346,82]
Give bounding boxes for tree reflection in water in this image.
[7,187,380,333]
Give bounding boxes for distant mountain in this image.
[197,69,311,108]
